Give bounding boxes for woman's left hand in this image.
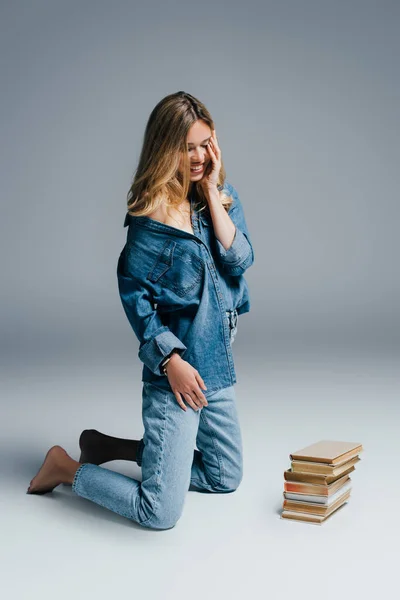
[200,129,221,192]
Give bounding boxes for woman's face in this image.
[178,120,212,181]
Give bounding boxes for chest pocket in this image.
[147,239,204,298]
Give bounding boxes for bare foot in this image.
[27,445,77,494]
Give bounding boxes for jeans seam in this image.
[136,439,144,467]
[199,409,225,487]
[72,463,87,492]
[137,388,170,527]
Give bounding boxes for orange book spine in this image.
[284,481,328,495]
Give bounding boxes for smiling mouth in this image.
[190,164,204,173]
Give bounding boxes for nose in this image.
[191,147,207,163]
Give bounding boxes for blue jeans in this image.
[135,308,239,466]
[72,311,242,530]
[72,382,243,530]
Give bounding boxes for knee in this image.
[138,503,184,531]
[213,463,243,493]
[222,472,243,493]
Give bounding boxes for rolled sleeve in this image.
[215,226,250,264]
[214,185,254,276]
[138,328,187,375]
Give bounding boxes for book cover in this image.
[283,473,350,496]
[283,489,351,516]
[283,480,352,505]
[291,455,360,475]
[283,464,356,484]
[281,499,349,524]
[290,440,363,466]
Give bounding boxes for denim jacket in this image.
[117,181,254,396]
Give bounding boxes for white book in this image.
[283,480,352,505]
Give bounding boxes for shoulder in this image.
[145,203,166,222]
[124,199,167,228]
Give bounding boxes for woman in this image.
[27,91,255,530]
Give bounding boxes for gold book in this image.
[291,455,360,475]
[284,464,356,484]
[290,440,363,466]
[281,500,348,524]
[283,474,350,496]
[283,489,351,515]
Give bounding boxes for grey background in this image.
[1,1,399,599]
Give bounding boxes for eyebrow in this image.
[187,137,211,146]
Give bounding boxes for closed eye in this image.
[188,140,210,149]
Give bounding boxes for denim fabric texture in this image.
[117,181,254,396]
[72,382,243,530]
[135,307,239,469]
[71,182,251,529]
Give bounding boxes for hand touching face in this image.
[199,129,221,191]
[177,120,218,183]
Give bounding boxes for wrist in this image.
[202,183,219,199]
[161,351,181,375]
[204,185,221,204]
[166,352,181,367]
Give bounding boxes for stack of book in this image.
[281,440,363,524]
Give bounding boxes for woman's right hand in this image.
[164,353,208,412]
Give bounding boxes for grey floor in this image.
[2,344,398,599]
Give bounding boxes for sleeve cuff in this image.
[215,226,249,265]
[138,327,187,375]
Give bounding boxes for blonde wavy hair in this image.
[126,91,233,218]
